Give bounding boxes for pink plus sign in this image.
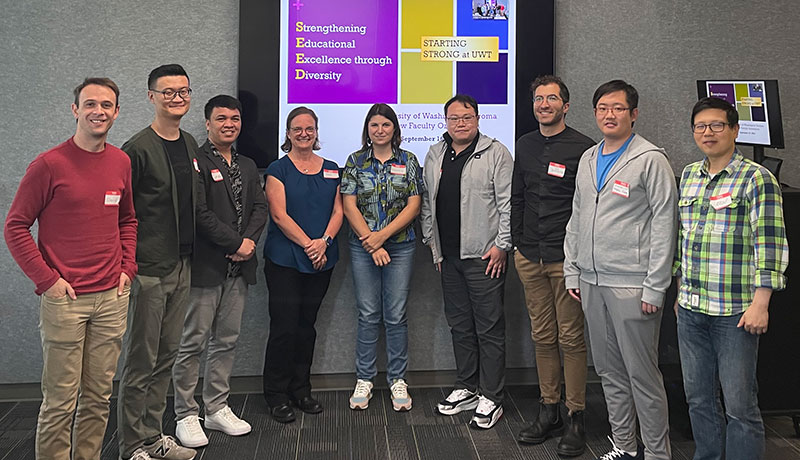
[292,0,304,11]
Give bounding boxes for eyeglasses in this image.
[692,122,729,133]
[290,127,316,135]
[595,106,630,115]
[446,114,476,124]
[533,95,561,104]
[150,87,192,100]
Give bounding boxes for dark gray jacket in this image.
[192,140,267,287]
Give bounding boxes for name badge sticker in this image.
[323,169,339,179]
[211,169,224,182]
[390,164,406,175]
[611,180,630,198]
[104,191,121,206]
[547,162,566,178]
[192,158,200,173]
[710,192,732,210]
[691,293,700,307]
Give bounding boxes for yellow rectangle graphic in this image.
[740,96,763,107]
[401,52,452,104]
[420,36,499,62]
[401,0,452,49]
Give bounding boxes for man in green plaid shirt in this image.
[674,97,788,460]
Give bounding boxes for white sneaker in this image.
[175,415,208,448]
[437,388,479,415]
[349,379,373,410]
[204,406,252,436]
[470,395,503,429]
[126,448,152,460]
[390,379,412,411]
[142,435,196,460]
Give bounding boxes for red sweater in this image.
[5,137,138,295]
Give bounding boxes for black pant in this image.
[263,259,333,406]
[441,257,506,403]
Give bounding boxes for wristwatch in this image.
[322,234,333,246]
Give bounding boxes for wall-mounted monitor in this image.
[696,80,785,149]
[239,0,554,168]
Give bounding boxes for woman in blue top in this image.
[262,106,343,423]
[341,104,423,412]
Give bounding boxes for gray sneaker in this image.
[122,448,152,460]
[142,435,196,460]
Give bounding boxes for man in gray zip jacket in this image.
[563,80,677,460]
[420,94,513,430]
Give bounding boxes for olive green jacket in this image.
[122,126,199,277]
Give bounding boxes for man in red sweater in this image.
[4,77,138,460]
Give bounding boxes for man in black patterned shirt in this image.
[172,95,267,448]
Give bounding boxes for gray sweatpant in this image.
[172,276,248,419]
[580,281,671,460]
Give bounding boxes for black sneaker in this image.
[437,388,479,415]
[469,395,503,429]
[593,436,643,460]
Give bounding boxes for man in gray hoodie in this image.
[563,80,677,460]
[420,94,513,430]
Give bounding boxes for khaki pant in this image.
[515,253,587,412]
[36,286,129,460]
[118,257,191,459]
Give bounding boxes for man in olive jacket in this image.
[117,64,199,460]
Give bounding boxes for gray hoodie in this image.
[420,133,513,264]
[563,134,677,307]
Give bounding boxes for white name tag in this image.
[691,294,700,307]
[192,158,200,173]
[547,162,566,178]
[611,180,629,198]
[710,192,732,210]
[390,164,406,175]
[211,169,224,182]
[104,191,121,206]
[323,169,339,179]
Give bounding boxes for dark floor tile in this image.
[299,390,351,432]
[350,425,390,460]
[1,435,34,460]
[253,428,300,459]
[385,425,419,460]
[505,385,540,423]
[200,430,259,460]
[0,403,18,425]
[468,419,528,460]
[4,387,800,460]
[413,424,478,460]
[0,401,38,432]
[765,414,800,451]
[297,421,349,460]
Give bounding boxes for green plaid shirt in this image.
[673,151,788,316]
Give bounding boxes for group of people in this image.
[3,65,787,460]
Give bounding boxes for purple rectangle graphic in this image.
[288,0,398,104]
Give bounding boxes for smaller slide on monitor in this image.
[697,80,785,149]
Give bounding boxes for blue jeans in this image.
[677,307,764,460]
[350,239,415,384]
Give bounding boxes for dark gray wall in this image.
[1,0,798,384]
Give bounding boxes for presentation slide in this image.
[280,0,516,167]
[705,80,771,146]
